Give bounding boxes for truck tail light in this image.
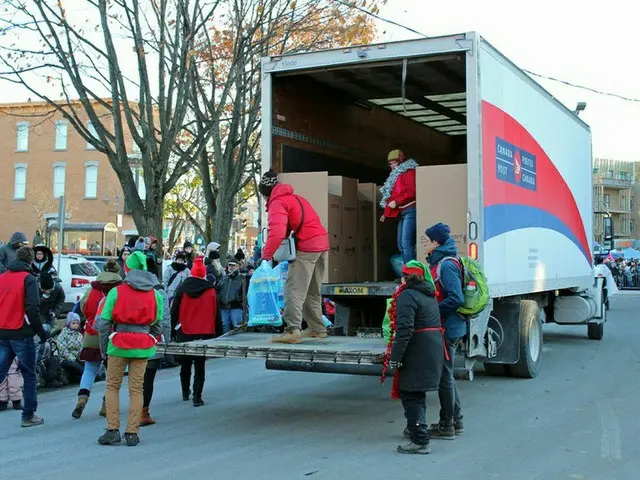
[71,278,90,288]
[468,242,478,260]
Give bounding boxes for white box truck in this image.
[163,32,611,380]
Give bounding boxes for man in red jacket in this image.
[380,149,418,265]
[259,169,330,344]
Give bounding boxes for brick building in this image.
[0,100,139,253]
[592,158,635,249]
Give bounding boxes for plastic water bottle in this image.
[463,281,479,309]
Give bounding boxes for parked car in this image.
[88,256,117,272]
[53,254,100,312]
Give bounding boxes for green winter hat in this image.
[126,251,148,271]
[402,260,434,287]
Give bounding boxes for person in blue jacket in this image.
[424,222,465,440]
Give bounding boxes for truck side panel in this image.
[478,40,593,297]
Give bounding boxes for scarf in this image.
[380,283,406,399]
[379,159,418,209]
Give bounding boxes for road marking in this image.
[597,401,622,461]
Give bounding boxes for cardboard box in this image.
[374,197,398,281]
[416,165,468,261]
[357,183,376,282]
[327,194,342,283]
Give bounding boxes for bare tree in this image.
[188,0,379,256]
[0,0,222,246]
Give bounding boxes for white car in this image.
[53,254,100,311]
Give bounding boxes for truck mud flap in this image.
[480,301,521,365]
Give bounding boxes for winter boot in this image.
[430,420,463,435]
[72,395,89,419]
[397,441,430,455]
[301,330,328,339]
[428,423,455,440]
[21,414,45,428]
[193,397,205,407]
[182,389,191,402]
[99,397,106,417]
[0,401,8,411]
[271,330,303,344]
[140,407,156,427]
[12,400,22,410]
[98,429,121,445]
[124,433,140,447]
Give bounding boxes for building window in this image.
[631,196,635,209]
[603,194,610,208]
[53,163,66,198]
[85,162,99,199]
[135,168,146,200]
[54,121,68,150]
[14,164,27,200]
[631,220,635,233]
[86,121,98,150]
[16,122,29,151]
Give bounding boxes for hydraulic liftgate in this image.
[157,333,388,375]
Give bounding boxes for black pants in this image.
[143,360,160,409]
[400,390,429,445]
[61,359,84,383]
[180,356,206,399]
[438,339,463,426]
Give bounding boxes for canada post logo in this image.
[495,137,536,191]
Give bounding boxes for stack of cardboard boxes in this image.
[278,172,397,284]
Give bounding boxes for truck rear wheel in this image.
[506,300,542,379]
[588,322,604,340]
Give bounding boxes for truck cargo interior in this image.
[271,53,468,184]
[271,53,469,291]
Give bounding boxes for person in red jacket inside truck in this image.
[380,149,418,265]
[259,169,330,345]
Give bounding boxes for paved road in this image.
[2,293,639,480]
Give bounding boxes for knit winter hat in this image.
[66,312,81,326]
[191,257,206,278]
[425,223,451,245]
[40,272,55,290]
[234,248,245,261]
[174,250,186,261]
[126,251,148,271]
[259,169,279,198]
[387,149,405,163]
[134,238,146,252]
[401,260,428,279]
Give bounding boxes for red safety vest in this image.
[0,271,29,330]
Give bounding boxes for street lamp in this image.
[574,102,587,116]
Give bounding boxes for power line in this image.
[336,0,640,104]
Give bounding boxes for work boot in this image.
[301,330,328,339]
[99,397,106,417]
[397,441,430,455]
[430,419,464,435]
[124,433,140,447]
[12,400,22,410]
[271,330,303,344]
[21,414,45,428]
[72,395,89,419]
[140,407,156,427]
[98,429,121,445]
[428,423,455,440]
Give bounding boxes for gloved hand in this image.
[38,327,51,344]
[389,360,402,370]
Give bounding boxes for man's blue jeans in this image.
[397,206,417,264]
[221,309,244,334]
[0,338,38,420]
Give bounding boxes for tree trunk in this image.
[212,190,235,260]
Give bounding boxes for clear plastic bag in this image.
[248,262,284,327]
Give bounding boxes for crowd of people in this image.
[1,149,464,454]
[601,256,640,288]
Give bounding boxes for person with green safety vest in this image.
[96,251,164,447]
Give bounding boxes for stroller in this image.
[35,327,67,389]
